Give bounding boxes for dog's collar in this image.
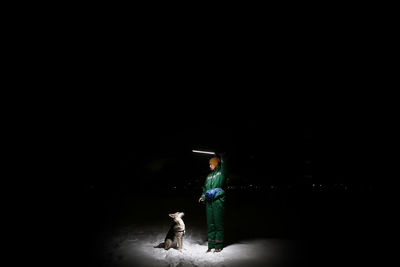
[177,230,185,235]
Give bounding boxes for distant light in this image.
[192,150,215,155]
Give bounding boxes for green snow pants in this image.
[206,197,225,249]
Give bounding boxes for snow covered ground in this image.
[80,191,309,267]
[103,224,306,267]
[80,187,382,266]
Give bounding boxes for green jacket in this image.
[200,156,227,201]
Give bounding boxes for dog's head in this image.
[169,212,184,219]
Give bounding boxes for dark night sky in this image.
[61,102,316,193]
[50,90,383,199]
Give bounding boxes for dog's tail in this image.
[154,242,165,248]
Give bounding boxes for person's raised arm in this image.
[217,152,227,176]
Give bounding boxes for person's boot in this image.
[214,248,222,252]
[206,248,212,253]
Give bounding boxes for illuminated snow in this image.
[105,226,305,267]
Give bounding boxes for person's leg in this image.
[206,201,216,249]
[214,198,225,250]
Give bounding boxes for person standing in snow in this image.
[198,152,227,253]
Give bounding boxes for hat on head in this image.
[209,157,220,167]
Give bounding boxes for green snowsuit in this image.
[200,155,227,249]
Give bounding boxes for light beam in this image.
[192,150,215,155]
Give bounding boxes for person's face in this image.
[210,164,215,170]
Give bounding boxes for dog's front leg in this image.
[177,237,182,252]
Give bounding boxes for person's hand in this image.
[198,197,204,203]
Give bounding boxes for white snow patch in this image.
[105,226,304,267]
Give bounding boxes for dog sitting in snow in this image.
[154,212,185,251]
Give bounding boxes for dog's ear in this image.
[169,213,174,218]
